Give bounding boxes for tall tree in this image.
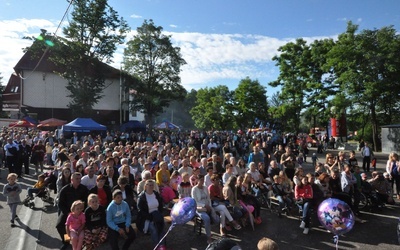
[233,77,268,129]
[56,0,129,116]
[269,38,311,134]
[327,22,400,150]
[190,85,235,130]
[123,19,187,126]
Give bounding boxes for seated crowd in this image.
[3,128,398,250]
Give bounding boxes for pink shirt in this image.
[66,212,86,231]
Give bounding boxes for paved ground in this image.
[1,148,399,250]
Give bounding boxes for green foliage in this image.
[123,19,186,126]
[326,22,400,150]
[190,85,235,130]
[233,77,268,129]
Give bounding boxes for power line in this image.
[18,0,75,80]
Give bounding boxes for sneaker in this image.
[10,220,15,227]
[303,228,309,234]
[299,221,306,229]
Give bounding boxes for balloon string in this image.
[333,235,339,250]
[153,223,175,250]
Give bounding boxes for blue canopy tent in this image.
[61,118,107,132]
[154,120,180,130]
[120,120,146,133]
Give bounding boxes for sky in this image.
[0,0,399,97]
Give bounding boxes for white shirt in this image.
[81,174,97,190]
[145,192,159,213]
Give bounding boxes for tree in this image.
[269,39,312,134]
[233,77,268,129]
[190,85,235,130]
[54,0,129,116]
[123,19,187,126]
[327,22,400,150]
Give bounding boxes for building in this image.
[2,49,144,126]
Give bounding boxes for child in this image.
[371,157,377,172]
[311,153,319,168]
[66,200,86,250]
[3,173,22,227]
[84,194,108,250]
[25,174,46,201]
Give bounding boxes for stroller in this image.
[23,171,56,208]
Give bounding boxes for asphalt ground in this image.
[0,147,399,250]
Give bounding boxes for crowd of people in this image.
[1,128,399,250]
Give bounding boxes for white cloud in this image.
[357,18,362,23]
[0,18,333,92]
[130,14,142,19]
[169,24,178,28]
[337,17,347,22]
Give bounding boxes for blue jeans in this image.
[196,211,211,237]
[298,201,311,227]
[277,195,292,210]
[148,219,165,247]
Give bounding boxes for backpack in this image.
[392,162,399,176]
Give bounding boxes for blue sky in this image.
[1,0,399,96]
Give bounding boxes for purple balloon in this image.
[170,197,197,225]
[317,198,355,236]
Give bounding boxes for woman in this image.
[89,175,112,207]
[55,166,72,207]
[236,158,247,176]
[237,175,262,224]
[191,174,213,244]
[208,174,241,235]
[293,167,305,186]
[120,164,135,189]
[137,170,160,194]
[278,170,294,199]
[137,179,166,249]
[324,153,340,173]
[84,194,108,250]
[386,152,400,200]
[31,140,45,175]
[295,176,313,235]
[156,161,171,187]
[223,176,248,225]
[247,162,267,197]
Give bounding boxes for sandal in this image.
[232,221,242,230]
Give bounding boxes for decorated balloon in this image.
[170,197,197,225]
[317,198,355,236]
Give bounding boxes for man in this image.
[361,142,374,172]
[81,166,98,190]
[248,145,264,168]
[56,172,89,250]
[18,139,32,175]
[4,137,19,176]
[178,158,193,176]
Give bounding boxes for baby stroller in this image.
[23,172,56,208]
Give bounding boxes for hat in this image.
[112,189,122,198]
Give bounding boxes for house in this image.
[2,49,144,126]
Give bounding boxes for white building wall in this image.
[22,71,120,110]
